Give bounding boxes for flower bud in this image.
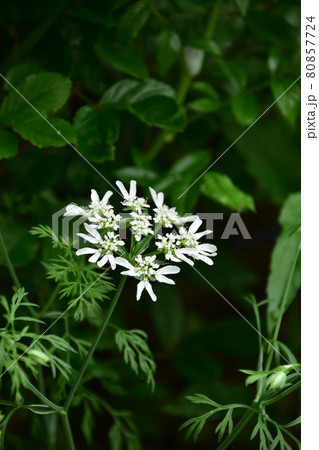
[267,371,287,390]
[28,349,50,365]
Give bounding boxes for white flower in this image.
[130,212,153,241]
[116,180,149,212]
[88,211,122,231]
[64,189,113,218]
[77,223,125,269]
[155,233,195,266]
[116,255,180,301]
[178,219,217,266]
[149,187,198,228]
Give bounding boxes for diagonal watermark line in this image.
[178,75,301,199]
[0,271,107,379]
[0,73,121,196]
[192,266,301,375]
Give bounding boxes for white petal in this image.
[84,223,101,240]
[64,204,85,216]
[198,243,217,253]
[77,233,98,244]
[175,250,194,266]
[115,257,134,270]
[189,219,202,234]
[136,281,145,300]
[145,282,157,302]
[102,190,113,203]
[76,248,96,256]
[88,252,101,263]
[155,274,175,285]
[130,180,137,197]
[116,181,129,198]
[178,214,199,223]
[157,192,164,207]
[197,254,214,265]
[97,254,109,267]
[193,230,212,239]
[120,269,137,276]
[157,265,180,275]
[91,189,100,203]
[108,254,116,270]
[149,187,159,207]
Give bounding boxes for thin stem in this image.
[64,276,127,412]
[0,228,22,290]
[39,285,60,316]
[204,0,223,40]
[24,379,63,413]
[262,380,301,406]
[61,414,76,450]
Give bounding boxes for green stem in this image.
[24,379,63,413]
[0,228,22,291]
[64,276,127,412]
[217,409,256,450]
[61,414,76,450]
[39,285,60,317]
[204,0,223,40]
[262,381,301,406]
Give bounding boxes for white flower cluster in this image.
[65,180,217,302]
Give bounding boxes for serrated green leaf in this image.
[13,115,75,148]
[201,172,255,212]
[231,92,259,126]
[0,72,71,124]
[0,129,19,159]
[157,29,181,75]
[4,63,43,91]
[74,105,119,162]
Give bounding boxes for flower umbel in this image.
[71,180,217,301]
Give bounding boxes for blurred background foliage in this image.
[0,0,300,448]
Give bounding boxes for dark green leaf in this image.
[157,29,181,75]
[267,193,301,334]
[188,97,220,113]
[4,63,44,91]
[201,172,255,212]
[13,115,75,148]
[74,106,119,162]
[271,78,301,126]
[0,129,19,159]
[118,1,150,40]
[0,72,71,124]
[97,37,148,79]
[231,93,259,126]
[185,38,221,55]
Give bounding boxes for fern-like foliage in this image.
[31,225,114,321]
[115,329,156,391]
[180,394,245,443]
[0,288,74,401]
